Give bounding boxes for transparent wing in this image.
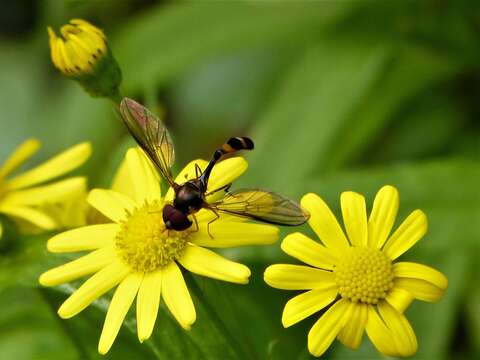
[210,189,309,226]
[119,98,175,185]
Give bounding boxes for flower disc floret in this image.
[115,202,190,272]
[334,247,394,304]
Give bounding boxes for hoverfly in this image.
[119,98,309,235]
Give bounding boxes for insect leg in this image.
[194,163,203,179]
[205,183,231,197]
[206,208,220,239]
[191,214,199,232]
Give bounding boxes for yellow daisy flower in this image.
[264,185,448,358]
[48,19,122,99]
[0,139,91,239]
[39,147,279,354]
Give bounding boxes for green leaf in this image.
[114,2,347,92]
[325,44,460,169]
[243,40,391,194]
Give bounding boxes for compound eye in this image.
[163,204,192,231]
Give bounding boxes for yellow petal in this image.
[281,285,337,327]
[368,185,399,248]
[301,193,349,255]
[111,155,135,200]
[264,264,334,290]
[365,305,399,357]
[337,303,368,349]
[47,224,118,253]
[165,159,208,202]
[393,262,448,290]
[47,27,58,63]
[178,244,250,284]
[378,301,417,357]
[394,278,445,303]
[58,260,129,319]
[161,262,196,330]
[0,205,56,229]
[98,273,142,355]
[383,210,427,260]
[341,191,368,247]
[205,157,248,202]
[137,270,162,342]
[191,221,278,248]
[6,142,91,190]
[385,287,414,313]
[87,189,136,222]
[307,299,352,357]
[1,177,86,206]
[393,262,448,302]
[281,232,338,270]
[39,246,116,286]
[125,148,161,204]
[0,138,40,178]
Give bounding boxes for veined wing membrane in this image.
[211,189,309,225]
[119,98,175,186]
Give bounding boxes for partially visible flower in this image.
[264,186,448,358]
[48,19,122,100]
[0,139,91,240]
[39,147,278,354]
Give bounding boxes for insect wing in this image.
[119,98,175,185]
[211,189,309,225]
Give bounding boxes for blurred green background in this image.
[0,0,479,359]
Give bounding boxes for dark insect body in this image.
[119,98,309,235]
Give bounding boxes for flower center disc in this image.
[333,247,394,304]
[115,202,190,272]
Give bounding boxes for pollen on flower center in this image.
[115,202,190,273]
[333,247,394,304]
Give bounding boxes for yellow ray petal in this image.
[383,210,427,260]
[281,232,338,270]
[385,287,414,313]
[2,177,86,206]
[308,299,352,357]
[378,301,417,357]
[98,273,142,355]
[205,157,248,202]
[191,221,278,248]
[337,303,368,349]
[165,159,208,202]
[393,262,448,290]
[125,148,161,203]
[178,245,250,284]
[111,156,135,200]
[58,260,129,319]
[368,185,399,248]
[47,223,118,253]
[137,270,162,342]
[39,246,116,286]
[341,191,368,247]
[87,189,136,222]
[0,205,56,229]
[0,139,40,178]
[281,285,337,328]
[394,278,445,303]
[365,305,399,357]
[6,142,91,190]
[264,264,334,290]
[161,262,196,330]
[301,193,349,255]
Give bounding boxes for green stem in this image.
[38,288,92,360]
[185,273,253,360]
